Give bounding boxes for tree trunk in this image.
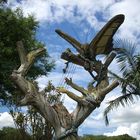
[11,41,119,140]
[61,133,80,140]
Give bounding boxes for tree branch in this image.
[95,52,116,87]
[56,87,83,103]
[98,80,119,100]
[65,78,88,96]
[11,72,28,93]
[61,49,102,73]
[61,49,85,66]
[16,41,45,76]
[11,41,61,135]
[104,52,116,68]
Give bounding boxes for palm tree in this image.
[104,39,140,125]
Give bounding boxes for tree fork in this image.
[11,41,119,140]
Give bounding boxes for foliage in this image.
[0,6,55,140]
[8,81,58,140]
[104,40,140,125]
[8,106,53,140]
[81,134,136,140]
[0,7,54,105]
[0,127,32,140]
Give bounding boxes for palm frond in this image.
[114,39,137,74]
[128,84,140,96]
[108,70,128,94]
[134,55,140,71]
[108,70,124,82]
[105,39,140,125]
[104,93,138,125]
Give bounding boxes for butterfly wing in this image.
[55,29,82,53]
[89,14,125,58]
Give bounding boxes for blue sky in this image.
[1,0,140,139]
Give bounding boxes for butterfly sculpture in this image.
[56,14,125,61]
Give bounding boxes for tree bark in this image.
[61,49,102,73]
[59,133,80,140]
[11,41,119,140]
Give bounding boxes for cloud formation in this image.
[8,0,140,43]
[0,112,15,128]
[103,101,140,139]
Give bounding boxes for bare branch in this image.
[98,80,119,100]
[11,41,61,134]
[56,87,83,103]
[25,47,45,74]
[27,48,45,64]
[95,52,116,87]
[104,52,116,68]
[16,41,45,76]
[65,78,88,96]
[61,49,85,66]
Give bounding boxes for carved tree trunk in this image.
[11,41,119,140]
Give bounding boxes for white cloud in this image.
[108,102,140,125]
[103,101,140,139]
[108,0,140,42]
[0,112,15,128]
[8,0,140,43]
[104,123,140,140]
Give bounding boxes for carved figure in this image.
[56,14,124,61]
[56,14,125,78]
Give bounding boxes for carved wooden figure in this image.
[56,14,124,59]
[56,14,124,77]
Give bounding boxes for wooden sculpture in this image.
[11,14,125,140]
